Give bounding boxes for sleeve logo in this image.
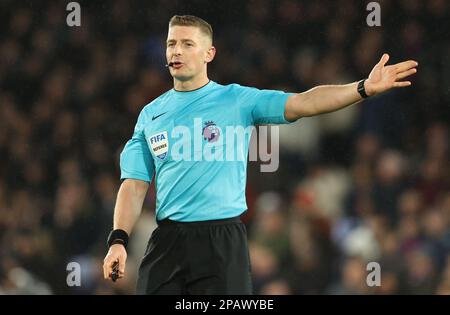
[149,131,169,160]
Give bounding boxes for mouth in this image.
[170,61,184,69]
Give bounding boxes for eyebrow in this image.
[166,39,196,44]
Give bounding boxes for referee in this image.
[103,15,418,294]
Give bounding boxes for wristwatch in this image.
[357,79,369,98]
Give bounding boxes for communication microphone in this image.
[165,62,174,68]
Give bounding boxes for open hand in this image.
[365,53,418,96]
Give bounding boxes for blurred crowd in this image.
[0,0,449,294]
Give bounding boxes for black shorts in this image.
[136,215,252,295]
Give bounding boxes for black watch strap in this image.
[358,79,369,98]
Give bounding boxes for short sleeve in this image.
[234,84,296,125]
[119,110,155,183]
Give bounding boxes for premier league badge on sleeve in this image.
[149,131,169,160]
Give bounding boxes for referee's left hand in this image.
[364,53,418,96]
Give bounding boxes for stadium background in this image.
[0,0,449,294]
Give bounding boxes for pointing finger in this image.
[395,60,418,73]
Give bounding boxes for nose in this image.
[173,43,182,56]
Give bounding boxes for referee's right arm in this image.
[103,178,149,280]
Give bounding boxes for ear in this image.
[205,46,216,64]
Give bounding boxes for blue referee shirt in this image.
[120,80,295,221]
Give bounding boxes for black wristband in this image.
[107,229,129,249]
[357,79,369,98]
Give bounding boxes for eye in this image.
[185,42,194,47]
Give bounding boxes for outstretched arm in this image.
[285,54,418,121]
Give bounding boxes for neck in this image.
[173,74,210,91]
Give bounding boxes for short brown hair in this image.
[169,15,213,42]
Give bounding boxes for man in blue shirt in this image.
[103,15,418,294]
